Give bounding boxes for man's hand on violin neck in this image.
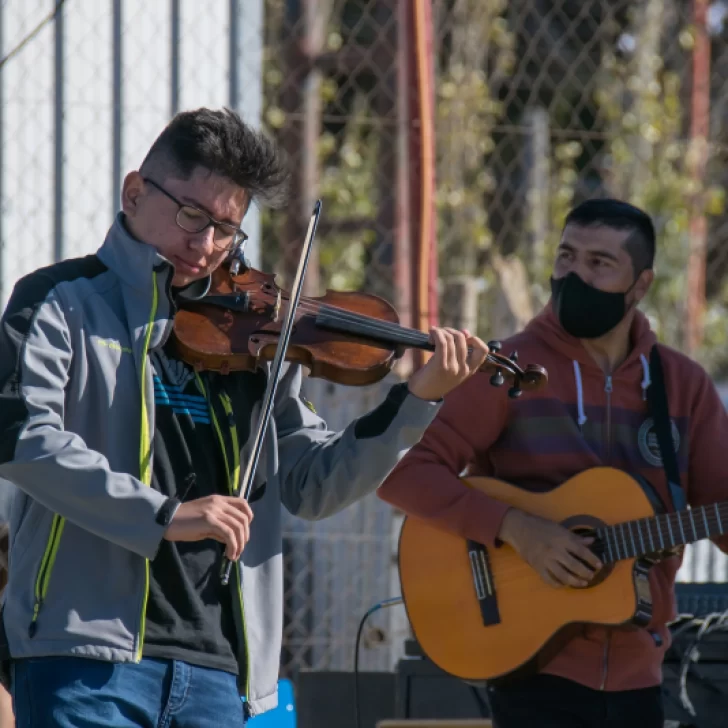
[407,327,489,402]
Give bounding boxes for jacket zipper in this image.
[27,514,66,637]
[195,375,253,708]
[135,270,159,661]
[600,374,613,690]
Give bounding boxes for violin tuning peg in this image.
[490,370,505,387]
[509,350,518,363]
[508,386,522,399]
[487,340,502,353]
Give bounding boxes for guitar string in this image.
[475,508,728,584]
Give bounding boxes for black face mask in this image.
[550,272,637,339]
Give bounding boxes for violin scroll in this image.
[483,340,547,398]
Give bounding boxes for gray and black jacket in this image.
[0,214,440,716]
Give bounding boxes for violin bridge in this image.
[273,290,282,322]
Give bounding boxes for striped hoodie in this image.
[378,303,728,691]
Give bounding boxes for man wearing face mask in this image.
[378,198,728,727]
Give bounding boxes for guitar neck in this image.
[598,501,728,564]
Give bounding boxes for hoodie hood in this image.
[523,301,657,426]
[524,300,657,369]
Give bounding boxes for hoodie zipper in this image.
[604,375,613,462]
[600,373,613,690]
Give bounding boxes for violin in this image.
[171,261,548,398]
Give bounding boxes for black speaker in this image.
[295,670,396,728]
[395,644,491,721]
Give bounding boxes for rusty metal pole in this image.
[365,0,398,305]
[685,0,710,355]
[281,0,323,295]
[394,0,414,376]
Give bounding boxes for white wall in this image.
[1,0,263,309]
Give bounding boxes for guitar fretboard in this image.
[596,501,728,563]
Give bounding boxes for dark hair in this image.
[564,198,655,274]
[139,107,290,208]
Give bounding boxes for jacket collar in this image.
[96,213,170,294]
[95,212,212,304]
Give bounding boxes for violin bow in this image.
[220,200,323,585]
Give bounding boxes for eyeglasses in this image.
[143,177,248,252]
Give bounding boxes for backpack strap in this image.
[647,345,687,512]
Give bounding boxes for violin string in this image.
[294,307,491,361]
[292,296,432,343]
[235,282,447,343]
[263,292,438,347]
[301,309,430,347]
[292,299,518,374]
[225,287,520,374]
[274,294,508,364]
[292,312,430,347]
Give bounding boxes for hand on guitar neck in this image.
[498,508,603,589]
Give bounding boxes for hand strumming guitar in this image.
[497,508,602,588]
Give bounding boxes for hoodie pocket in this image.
[9,496,44,565]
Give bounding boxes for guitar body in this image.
[397,467,657,683]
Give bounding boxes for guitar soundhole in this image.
[568,525,614,589]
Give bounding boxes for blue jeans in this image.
[11,656,247,727]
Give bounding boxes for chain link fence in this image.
[2,0,728,680]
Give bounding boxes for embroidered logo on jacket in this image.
[93,337,132,355]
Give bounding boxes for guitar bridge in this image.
[467,540,501,627]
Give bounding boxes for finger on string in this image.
[430,328,447,365]
[443,328,468,371]
[442,330,459,372]
[465,336,489,370]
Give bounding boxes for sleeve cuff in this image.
[155,497,182,528]
[471,497,512,549]
[354,382,441,440]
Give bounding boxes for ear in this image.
[121,172,145,217]
[633,268,654,303]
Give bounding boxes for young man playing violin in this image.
[378,198,728,728]
[0,107,489,726]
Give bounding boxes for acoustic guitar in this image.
[397,466,728,683]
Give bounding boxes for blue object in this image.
[247,679,296,726]
[12,656,246,726]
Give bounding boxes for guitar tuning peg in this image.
[490,369,505,387]
[509,350,518,363]
[508,386,522,399]
[487,340,502,353]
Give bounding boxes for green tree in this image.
[594,2,726,374]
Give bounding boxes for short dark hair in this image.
[564,198,655,274]
[139,107,290,208]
